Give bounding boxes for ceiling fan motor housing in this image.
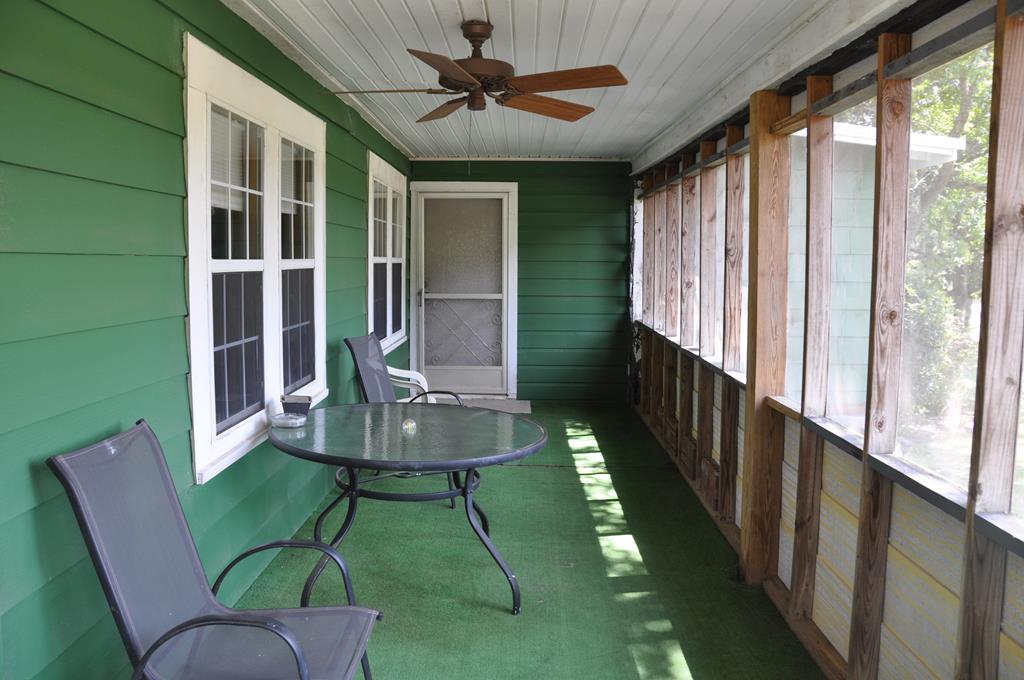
[436,20,515,96]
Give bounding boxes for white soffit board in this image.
[223,0,915,166]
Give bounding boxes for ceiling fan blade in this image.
[417,97,469,122]
[506,65,627,94]
[330,87,454,95]
[407,49,481,89]
[499,94,594,122]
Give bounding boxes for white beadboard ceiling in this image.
[225,0,910,166]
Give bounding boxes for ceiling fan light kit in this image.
[332,19,627,123]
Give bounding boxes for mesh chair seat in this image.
[47,422,377,680]
[145,605,377,680]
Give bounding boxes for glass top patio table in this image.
[269,403,548,472]
[269,402,548,615]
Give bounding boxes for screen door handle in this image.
[417,289,423,308]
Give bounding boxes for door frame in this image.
[410,181,518,398]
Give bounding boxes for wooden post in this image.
[790,74,833,620]
[640,328,651,415]
[719,379,739,524]
[848,33,911,680]
[699,140,719,356]
[654,188,667,333]
[664,343,679,452]
[666,181,681,340]
[697,365,715,495]
[724,125,746,372]
[739,89,791,585]
[680,153,699,347]
[642,193,655,326]
[652,334,664,432]
[956,3,1024,676]
[679,354,697,478]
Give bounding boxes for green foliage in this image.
[902,44,992,420]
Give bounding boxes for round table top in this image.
[269,403,548,472]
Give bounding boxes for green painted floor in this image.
[239,403,823,679]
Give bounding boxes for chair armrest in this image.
[131,612,308,680]
[213,540,360,609]
[387,364,428,395]
[408,390,465,406]
[387,366,428,390]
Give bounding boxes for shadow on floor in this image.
[237,402,823,679]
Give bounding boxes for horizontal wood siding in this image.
[779,417,801,588]
[0,1,408,677]
[411,161,632,401]
[1003,552,1024,676]
[813,443,861,660]
[878,487,964,680]
[736,388,746,528]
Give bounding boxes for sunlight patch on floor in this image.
[565,419,693,680]
[598,534,648,577]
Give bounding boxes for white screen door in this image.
[412,184,518,396]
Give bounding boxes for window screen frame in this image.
[185,34,327,484]
[367,152,408,354]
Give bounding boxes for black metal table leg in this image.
[452,470,490,536]
[462,467,520,615]
[302,467,360,605]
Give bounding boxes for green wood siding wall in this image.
[411,161,632,401]
[0,1,408,677]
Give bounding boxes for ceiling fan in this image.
[332,20,627,123]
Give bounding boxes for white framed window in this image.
[184,34,327,484]
[368,152,407,353]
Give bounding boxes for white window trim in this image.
[367,152,408,355]
[184,34,327,484]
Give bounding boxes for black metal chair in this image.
[344,334,465,507]
[48,421,379,680]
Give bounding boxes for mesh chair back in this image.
[48,422,215,661]
[345,334,398,403]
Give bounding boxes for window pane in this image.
[1016,362,1024,517]
[684,175,700,347]
[281,139,294,200]
[211,109,261,261]
[305,205,313,260]
[787,133,807,402]
[230,188,247,259]
[301,147,314,204]
[391,190,403,258]
[247,192,262,259]
[292,203,304,258]
[212,272,263,433]
[281,204,293,259]
[391,262,403,335]
[373,262,387,339]
[229,113,246,188]
[896,44,992,489]
[740,158,750,373]
[373,181,388,257]
[294,144,306,203]
[714,163,726,362]
[211,105,229,183]
[211,184,229,259]
[826,97,876,434]
[247,123,263,191]
[282,268,315,393]
[281,140,314,260]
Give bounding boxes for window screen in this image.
[212,272,264,432]
[282,268,315,393]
